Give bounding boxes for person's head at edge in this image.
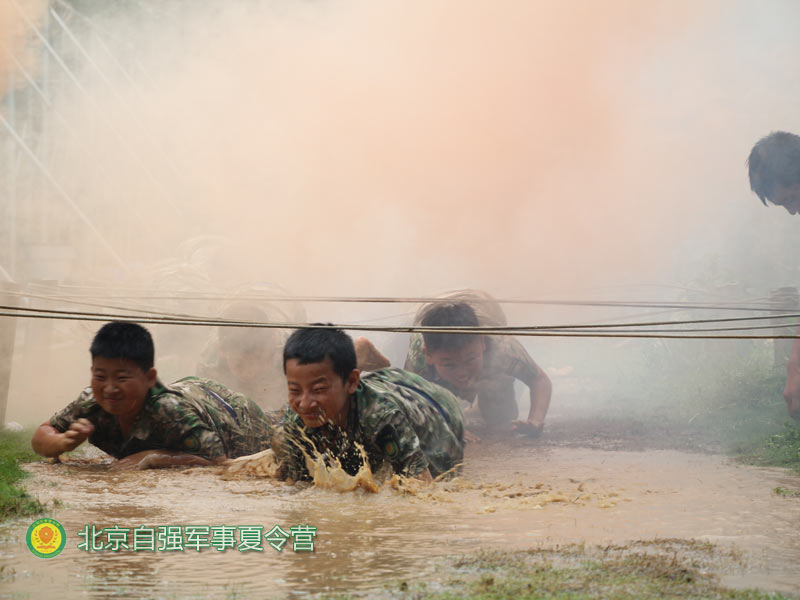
[217,302,278,383]
[747,131,800,215]
[421,303,485,392]
[283,326,360,429]
[89,321,158,423]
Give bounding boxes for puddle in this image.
[1,445,798,598]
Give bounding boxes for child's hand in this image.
[61,419,95,452]
[110,450,215,471]
[463,429,481,443]
[110,450,159,471]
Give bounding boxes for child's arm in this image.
[512,364,552,436]
[109,449,224,471]
[31,418,95,457]
[354,337,391,371]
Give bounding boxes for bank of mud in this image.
[1,437,799,599]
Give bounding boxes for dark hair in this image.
[420,303,481,353]
[90,321,154,371]
[283,325,356,382]
[747,131,800,206]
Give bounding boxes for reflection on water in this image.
[1,445,799,598]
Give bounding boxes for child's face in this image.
[425,337,486,391]
[285,357,359,429]
[90,357,156,422]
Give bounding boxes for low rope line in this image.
[12,287,794,313]
[3,304,799,331]
[0,309,798,340]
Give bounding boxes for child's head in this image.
[218,302,280,382]
[421,303,485,391]
[747,131,800,214]
[283,326,359,428]
[89,322,157,420]
[90,321,155,371]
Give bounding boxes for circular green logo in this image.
[26,518,66,558]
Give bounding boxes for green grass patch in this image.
[734,423,800,473]
[774,486,800,497]
[373,540,797,600]
[0,428,44,521]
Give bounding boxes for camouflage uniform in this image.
[276,368,464,480]
[49,377,273,460]
[403,289,542,426]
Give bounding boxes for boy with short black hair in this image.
[276,326,464,482]
[747,131,800,213]
[32,321,272,469]
[404,290,551,436]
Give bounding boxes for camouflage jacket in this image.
[50,377,273,460]
[276,368,464,480]
[403,289,541,403]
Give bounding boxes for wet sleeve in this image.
[373,409,429,477]
[403,333,428,374]
[495,337,540,385]
[155,396,228,460]
[49,388,95,433]
[271,419,313,481]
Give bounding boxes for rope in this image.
[0,306,797,340]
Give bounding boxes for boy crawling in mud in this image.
[357,290,551,438]
[32,321,272,470]
[273,326,464,483]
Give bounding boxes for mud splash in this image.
[207,429,384,493]
[1,446,799,598]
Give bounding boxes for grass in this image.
[558,337,800,473]
[364,540,798,600]
[733,423,800,473]
[0,428,44,521]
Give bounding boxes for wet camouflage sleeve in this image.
[149,394,228,459]
[403,333,434,377]
[486,336,540,385]
[359,369,464,478]
[158,378,273,460]
[48,388,135,458]
[364,401,430,477]
[49,388,96,432]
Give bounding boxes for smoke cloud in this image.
[3,0,800,422]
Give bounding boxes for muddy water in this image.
[1,444,799,598]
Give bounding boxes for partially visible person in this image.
[32,321,273,469]
[747,131,800,418]
[748,131,800,214]
[196,301,290,411]
[403,290,551,437]
[273,326,464,483]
